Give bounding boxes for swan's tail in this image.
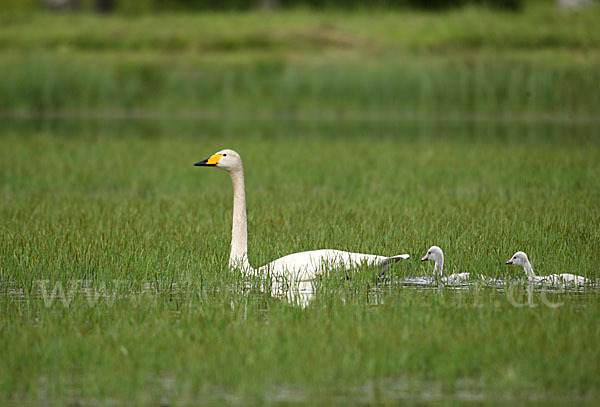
[391,254,410,261]
[381,254,410,270]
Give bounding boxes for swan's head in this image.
[194,149,242,172]
[421,246,444,264]
[505,251,529,266]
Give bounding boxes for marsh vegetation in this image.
[1,3,600,405]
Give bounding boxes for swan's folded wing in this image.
[538,273,588,286]
[558,273,589,285]
[445,272,470,283]
[261,249,409,277]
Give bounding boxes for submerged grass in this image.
[1,118,600,404]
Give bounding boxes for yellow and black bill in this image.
[194,154,223,167]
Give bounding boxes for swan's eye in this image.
[222,154,227,156]
[427,251,431,255]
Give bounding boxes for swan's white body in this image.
[261,249,408,279]
[194,149,409,291]
[540,273,588,285]
[505,251,589,286]
[443,272,471,284]
[420,246,470,284]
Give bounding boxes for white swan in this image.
[505,251,589,286]
[194,149,410,284]
[420,246,470,284]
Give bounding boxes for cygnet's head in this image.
[421,246,444,264]
[505,251,529,267]
[194,149,242,172]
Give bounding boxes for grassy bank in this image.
[2,5,599,53]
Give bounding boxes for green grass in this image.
[1,119,600,405]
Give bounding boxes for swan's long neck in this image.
[435,256,444,277]
[229,168,253,273]
[523,260,536,280]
